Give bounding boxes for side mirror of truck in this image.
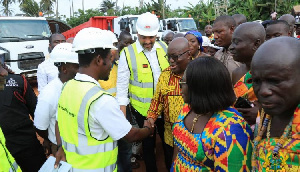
[119,19,126,31]
[55,23,60,33]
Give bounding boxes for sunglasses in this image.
[165,50,189,61]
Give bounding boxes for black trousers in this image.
[13,140,46,172]
[130,106,157,172]
[164,142,174,171]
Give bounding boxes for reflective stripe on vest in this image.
[125,42,169,116]
[0,127,20,172]
[100,87,117,95]
[157,41,167,53]
[9,162,19,172]
[58,80,117,171]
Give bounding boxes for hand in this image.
[237,101,259,125]
[147,118,155,128]
[143,120,155,136]
[42,139,52,156]
[54,146,66,169]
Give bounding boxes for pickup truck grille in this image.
[18,52,45,70]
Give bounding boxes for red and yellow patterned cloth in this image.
[171,104,253,171]
[147,67,184,146]
[233,71,257,102]
[254,104,300,171]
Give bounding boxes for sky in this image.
[11,0,202,18]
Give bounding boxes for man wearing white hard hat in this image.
[117,12,169,172]
[34,43,79,156]
[54,27,154,172]
[98,30,133,172]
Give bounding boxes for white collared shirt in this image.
[37,57,59,93]
[34,77,63,144]
[70,73,132,141]
[116,40,162,106]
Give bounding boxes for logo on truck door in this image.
[25,45,34,49]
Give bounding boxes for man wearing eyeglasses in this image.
[147,37,191,171]
[116,12,169,172]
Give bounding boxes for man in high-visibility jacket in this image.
[116,12,169,172]
[54,28,154,172]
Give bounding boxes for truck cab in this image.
[0,17,51,77]
[160,18,197,34]
[114,15,163,41]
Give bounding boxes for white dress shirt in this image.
[116,41,162,106]
[34,77,63,144]
[71,73,132,141]
[37,57,59,93]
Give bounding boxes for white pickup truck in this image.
[0,17,51,77]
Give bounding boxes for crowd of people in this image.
[0,10,300,172]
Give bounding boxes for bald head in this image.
[168,37,189,52]
[252,37,300,72]
[168,37,190,75]
[230,22,265,63]
[173,32,185,38]
[232,14,247,26]
[235,22,265,42]
[279,14,295,35]
[251,37,300,116]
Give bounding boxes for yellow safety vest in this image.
[124,41,169,116]
[57,79,118,171]
[98,63,118,97]
[0,128,21,172]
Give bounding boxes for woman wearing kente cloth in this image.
[184,31,210,60]
[251,37,300,171]
[171,57,253,171]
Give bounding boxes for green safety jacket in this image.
[0,127,21,172]
[57,79,118,171]
[124,41,169,116]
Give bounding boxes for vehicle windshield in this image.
[178,19,197,32]
[0,19,51,41]
[130,17,138,34]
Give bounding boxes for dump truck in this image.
[0,16,51,77]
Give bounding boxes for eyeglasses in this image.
[179,80,186,89]
[165,50,189,61]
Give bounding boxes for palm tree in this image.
[0,0,15,16]
[19,0,40,16]
[40,0,55,17]
[100,0,115,15]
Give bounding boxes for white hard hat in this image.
[202,36,211,47]
[136,12,159,36]
[72,27,117,54]
[104,30,118,44]
[51,43,78,64]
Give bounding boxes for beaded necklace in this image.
[251,109,293,171]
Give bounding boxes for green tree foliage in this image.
[19,0,39,16]
[40,0,55,16]
[100,0,115,15]
[0,0,15,16]
[61,0,299,30]
[66,9,104,27]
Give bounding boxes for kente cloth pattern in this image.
[171,103,253,172]
[233,71,257,102]
[254,104,300,172]
[147,67,183,146]
[208,34,214,42]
